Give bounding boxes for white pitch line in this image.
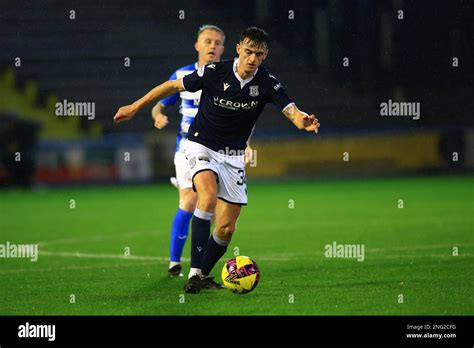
[0,251,290,275]
[37,250,290,262]
[2,242,470,276]
[35,231,158,247]
[370,253,472,259]
[0,260,159,275]
[39,250,175,261]
[0,250,470,275]
[367,243,474,253]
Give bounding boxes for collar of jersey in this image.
[233,59,258,89]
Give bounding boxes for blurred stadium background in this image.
[1,0,472,186]
[1,0,473,317]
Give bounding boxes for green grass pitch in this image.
[0,176,472,315]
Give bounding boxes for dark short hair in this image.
[239,27,269,49]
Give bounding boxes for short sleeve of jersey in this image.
[182,64,212,92]
[160,71,179,106]
[269,77,294,112]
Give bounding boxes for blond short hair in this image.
[197,24,225,43]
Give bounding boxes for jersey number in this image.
[236,169,246,186]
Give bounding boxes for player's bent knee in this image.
[216,224,236,242]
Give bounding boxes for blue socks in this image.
[169,208,193,263]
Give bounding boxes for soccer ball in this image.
[221,256,260,294]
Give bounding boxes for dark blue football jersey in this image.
[182,59,294,153]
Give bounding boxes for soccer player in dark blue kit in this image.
[114,27,320,293]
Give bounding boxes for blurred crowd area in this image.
[0,0,472,186]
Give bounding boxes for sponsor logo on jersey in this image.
[274,83,282,91]
[207,63,216,69]
[213,97,259,110]
[249,85,259,97]
[223,82,230,91]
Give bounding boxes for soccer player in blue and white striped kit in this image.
[151,25,227,277]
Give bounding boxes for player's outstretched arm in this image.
[113,79,184,123]
[283,104,320,133]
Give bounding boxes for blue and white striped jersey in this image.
[159,62,202,153]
